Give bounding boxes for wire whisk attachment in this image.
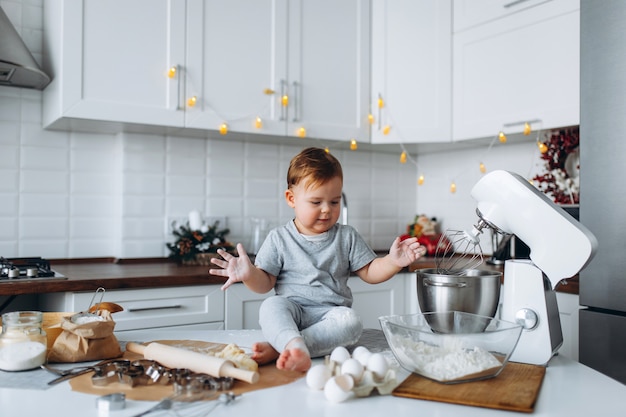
[435,224,487,275]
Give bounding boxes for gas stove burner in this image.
[0,257,65,281]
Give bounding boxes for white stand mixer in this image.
[469,170,597,365]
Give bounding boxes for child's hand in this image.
[209,243,255,290]
[389,236,426,267]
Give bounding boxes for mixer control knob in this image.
[515,308,539,330]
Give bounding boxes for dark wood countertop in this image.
[0,256,578,296]
[0,258,224,296]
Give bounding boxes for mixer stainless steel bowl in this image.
[416,268,502,333]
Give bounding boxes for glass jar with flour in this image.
[0,311,47,371]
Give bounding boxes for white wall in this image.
[416,137,544,253]
[0,0,546,260]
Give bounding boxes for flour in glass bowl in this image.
[392,335,502,381]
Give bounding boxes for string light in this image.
[172,75,547,196]
[524,122,532,135]
[538,142,548,153]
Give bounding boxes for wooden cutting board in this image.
[69,340,304,401]
[392,362,546,413]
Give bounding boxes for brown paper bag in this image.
[47,310,122,363]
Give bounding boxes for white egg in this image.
[351,346,372,366]
[306,364,332,390]
[340,358,364,382]
[366,353,390,379]
[324,374,354,403]
[329,346,351,364]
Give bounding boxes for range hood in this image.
[0,6,50,90]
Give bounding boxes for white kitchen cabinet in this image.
[350,275,408,329]
[370,0,451,144]
[43,0,370,143]
[453,0,555,32]
[183,0,284,136]
[224,274,411,331]
[43,0,186,130]
[185,0,371,140]
[452,0,580,141]
[281,0,371,142]
[224,284,268,330]
[39,285,225,331]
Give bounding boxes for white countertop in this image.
[1,329,624,417]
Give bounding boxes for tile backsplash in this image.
[0,0,543,259]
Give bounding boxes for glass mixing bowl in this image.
[379,311,522,384]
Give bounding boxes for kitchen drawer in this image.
[39,285,224,331]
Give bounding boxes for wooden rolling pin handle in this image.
[126,342,146,355]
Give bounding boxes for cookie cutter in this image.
[172,370,234,396]
[95,392,126,412]
[90,359,235,392]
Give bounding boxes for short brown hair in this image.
[287,147,343,190]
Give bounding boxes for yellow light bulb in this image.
[368,114,374,125]
[255,117,263,129]
[450,182,457,193]
[297,127,306,138]
[400,151,407,164]
[281,95,289,107]
[538,142,548,153]
[498,131,507,143]
[378,96,384,109]
[479,162,486,173]
[263,88,275,95]
[167,66,177,79]
[418,175,425,186]
[383,125,391,135]
[523,122,532,135]
[350,139,358,151]
[324,147,330,153]
[187,96,197,107]
[219,123,228,135]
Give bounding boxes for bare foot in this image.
[251,342,279,365]
[276,347,312,372]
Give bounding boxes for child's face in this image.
[285,176,343,235]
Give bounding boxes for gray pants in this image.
[258,296,363,358]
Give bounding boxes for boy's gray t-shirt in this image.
[254,220,377,308]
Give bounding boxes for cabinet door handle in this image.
[127,304,183,313]
[169,64,182,110]
[280,79,288,121]
[503,0,532,8]
[292,81,300,122]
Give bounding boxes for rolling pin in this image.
[126,342,260,384]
